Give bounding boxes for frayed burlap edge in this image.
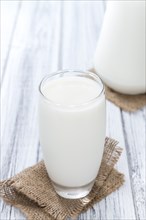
[0,137,125,220]
[0,170,124,220]
[89,68,146,112]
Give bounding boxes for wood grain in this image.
[121,108,146,220]
[1,1,145,220]
[1,0,21,82]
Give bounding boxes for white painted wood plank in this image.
[1,1,21,79]
[121,107,146,220]
[104,101,136,219]
[1,1,62,219]
[61,0,105,70]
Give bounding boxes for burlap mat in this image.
[89,68,146,112]
[0,137,124,220]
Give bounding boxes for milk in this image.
[39,74,106,187]
[94,1,145,94]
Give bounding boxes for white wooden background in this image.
[1,1,145,220]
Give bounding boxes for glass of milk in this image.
[39,70,106,199]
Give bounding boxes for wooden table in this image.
[1,1,145,219]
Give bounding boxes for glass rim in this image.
[39,69,105,108]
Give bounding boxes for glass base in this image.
[52,180,95,199]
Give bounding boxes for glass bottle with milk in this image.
[94,1,145,94]
[39,70,106,199]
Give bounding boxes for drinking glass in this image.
[39,70,106,199]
